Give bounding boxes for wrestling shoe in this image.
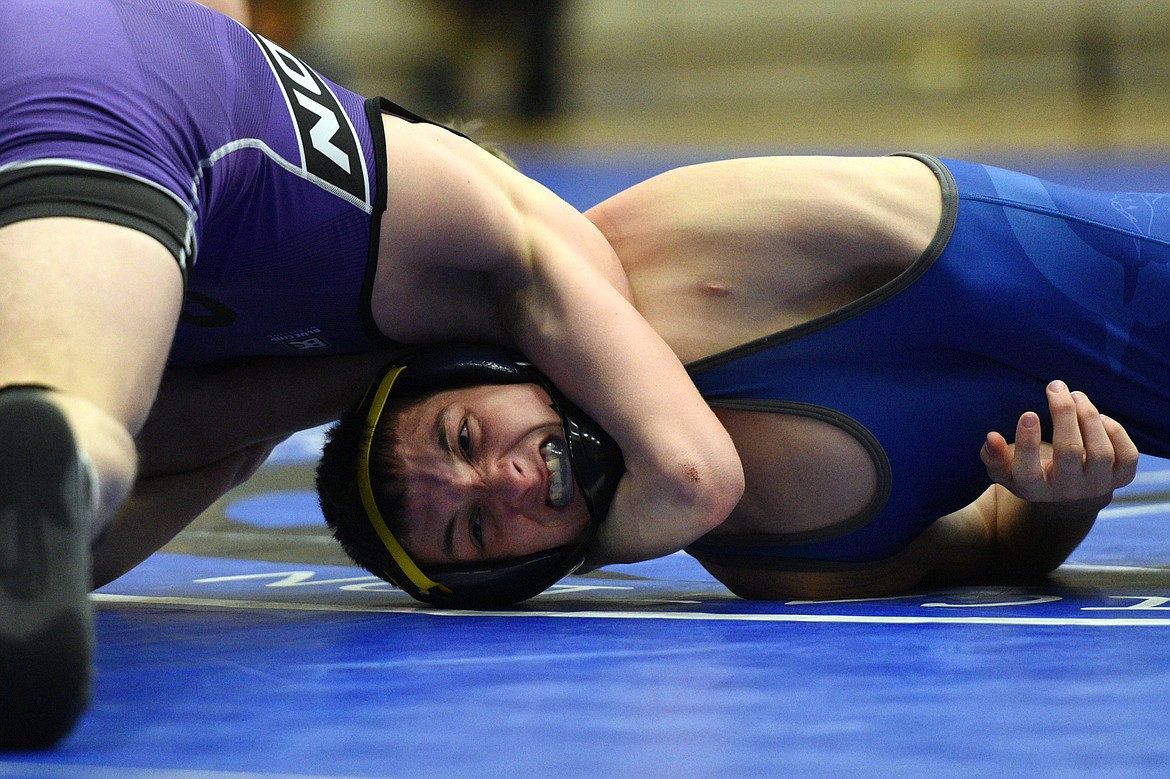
[0,390,95,750]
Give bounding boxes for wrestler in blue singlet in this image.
[687,154,1170,569]
[0,0,419,366]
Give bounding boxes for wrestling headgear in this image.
[355,343,625,609]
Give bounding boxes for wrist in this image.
[1032,492,1114,520]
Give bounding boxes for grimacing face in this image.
[392,382,592,567]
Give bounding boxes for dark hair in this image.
[316,396,415,581]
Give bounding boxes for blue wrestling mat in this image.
[6,156,1170,778]
[0,454,1165,777]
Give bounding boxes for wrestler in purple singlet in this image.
[0,0,406,366]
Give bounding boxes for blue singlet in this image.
[687,154,1170,568]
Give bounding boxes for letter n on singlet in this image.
[252,32,369,204]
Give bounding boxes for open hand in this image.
[980,380,1139,505]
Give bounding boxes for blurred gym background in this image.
[251,0,1170,157]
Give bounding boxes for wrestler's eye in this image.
[457,419,471,457]
[470,507,484,550]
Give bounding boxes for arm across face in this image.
[332,152,949,604]
[370,118,745,590]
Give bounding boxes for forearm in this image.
[898,484,1104,592]
[91,438,282,588]
[586,458,744,565]
[140,351,397,477]
[103,350,401,585]
[503,227,743,561]
[987,486,1106,579]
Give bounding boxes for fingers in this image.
[1061,384,1140,492]
[980,430,1012,484]
[1046,380,1086,497]
[1007,411,1045,498]
[981,410,1044,497]
[1069,387,1116,496]
[983,380,1140,503]
[1043,380,1141,500]
[1101,413,1140,488]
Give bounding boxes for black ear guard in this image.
[355,343,624,608]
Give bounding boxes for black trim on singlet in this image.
[684,399,892,571]
[359,98,393,349]
[0,164,191,282]
[682,154,959,572]
[685,153,958,378]
[373,97,475,142]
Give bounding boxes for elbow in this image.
[668,449,745,535]
[714,457,746,527]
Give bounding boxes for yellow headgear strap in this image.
[357,365,451,596]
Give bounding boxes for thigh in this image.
[0,217,183,432]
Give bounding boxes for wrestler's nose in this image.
[477,458,539,513]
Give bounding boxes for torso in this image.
[587,154,942,540]
[591,153,1170,569]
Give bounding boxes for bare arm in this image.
[505,217,743,563]
[91,437,281,588]
[135,352,400,477]
[91,351,400,586]
[377,119,744,563]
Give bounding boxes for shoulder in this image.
[378,111,626,282]
[377,114,523,266]
[370,114,629,342]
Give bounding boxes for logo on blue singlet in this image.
[252,33,369,205]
